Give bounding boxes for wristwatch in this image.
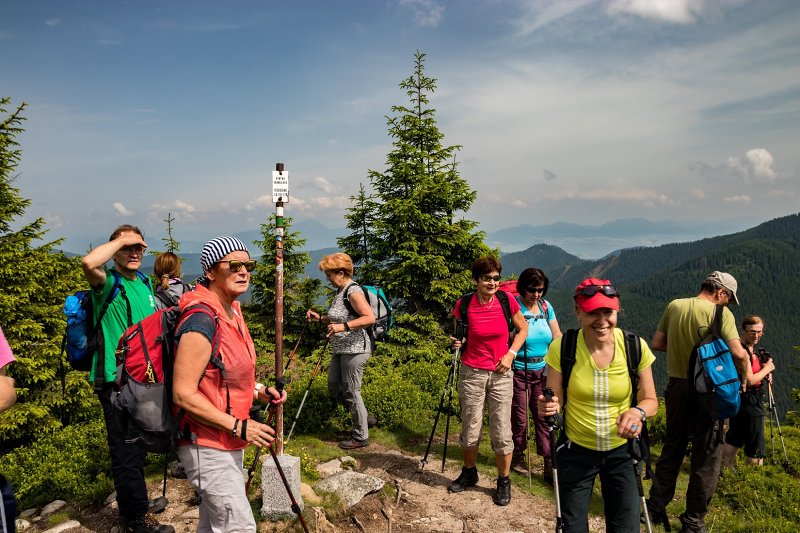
[633,406,647,422]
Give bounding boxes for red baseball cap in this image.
[574,277,620,312]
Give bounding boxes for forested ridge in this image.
[502,213,800,414]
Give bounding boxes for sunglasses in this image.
[526,287,545,294]
[480,274,501,282]
[217,259,257,272]
[120,245,147,254]
[576,285,619,298]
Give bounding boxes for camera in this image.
[757,347,771,365]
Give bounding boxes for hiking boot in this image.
[338,436,369,450]
[148,496,168,514]
[678,513,707,533]
[510,453,527,474]
[124,512,175,533]
[543,456,554,485]
[493,476,511,506]
[447,466,478,493]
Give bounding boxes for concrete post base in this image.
[260,453,304,520]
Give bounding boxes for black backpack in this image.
[457,290,514,347]
[559,328,652,478]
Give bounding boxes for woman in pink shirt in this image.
[447,257,528,506]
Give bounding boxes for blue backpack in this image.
[61,270,149,372]
[343,283,393,350]
[688,304,741,420]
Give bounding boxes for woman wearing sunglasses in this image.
[172,236,286,533]
[538,277,658,532]
[510,268,562,483]
[448,256,528,506]
[306,252,376,450]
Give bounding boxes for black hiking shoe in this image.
[124,512,175,533]
[447,466,478,493]
[493,476,511,506]
[338,436,370,450]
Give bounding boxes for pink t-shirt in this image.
[0,326,15,369]
[453,294,520,371]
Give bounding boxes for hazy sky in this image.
[3,0,799,251]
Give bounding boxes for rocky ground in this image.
[17,442,609,533]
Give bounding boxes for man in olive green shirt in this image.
[647,272,752,533]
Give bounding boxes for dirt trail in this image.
[32,442,609,532]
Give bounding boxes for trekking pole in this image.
[246,377,288,493]
[266,380,310,533]
[525,363,532,488]
[767,382,790,468]
[283,321,308,375]
[543,388,563,533]
[420,345,459,472]
[440,352,460,473]
[629,438,652,533]
[285,338,329,443]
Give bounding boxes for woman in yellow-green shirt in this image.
[538,277,658,533]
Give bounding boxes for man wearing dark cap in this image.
[82,225,174,533]
[646,271,752,533]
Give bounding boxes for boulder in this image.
[39,500,67,517]
[316,459,343,478]
[42,520,81,533]
[315,470,384,508]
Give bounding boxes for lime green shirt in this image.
[90,267,155,385]
[656,297,738,379]
[545,328,656,451]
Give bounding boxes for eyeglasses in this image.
[526,287,545,294]
[480,274,501,282]
[744,329,764,335]
[217,259,257,272]
[576,285,619,298]
[120,245,147,254]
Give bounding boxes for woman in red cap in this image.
[538,277,658,532]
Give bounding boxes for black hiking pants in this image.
[648,378,723,531]
[98,383,150,521]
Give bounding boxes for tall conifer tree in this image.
[0,98,95,445]
[339,51,489,319]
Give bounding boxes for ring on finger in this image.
[631,424,638,430]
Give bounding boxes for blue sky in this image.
[3,0,799,252]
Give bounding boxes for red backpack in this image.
[113,304,224,453]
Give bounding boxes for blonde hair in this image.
[318,252,353,277]
[154,252,182,291]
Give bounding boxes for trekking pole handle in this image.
[543,387,557,426]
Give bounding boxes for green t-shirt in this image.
[545,328,656,451]
[90,267,155,385]
[656,297,739,379]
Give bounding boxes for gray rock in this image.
[39,500,67,517]
[42,520,81,532]
[15,519,31,531]
[317,459,343,478]
[19,508,37,519]
[315,470,384,508]
[105,491,117,505]
[180,508,200,519]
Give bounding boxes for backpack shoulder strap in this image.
[622,329,642,401]
[539,299,549,318]
[342,282,361,316]
[712,304,724,337]
[459,292,474,325]
[560,329,579,403]
[495,290,513,332]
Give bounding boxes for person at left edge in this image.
[1,325,18,533]
[448,256,528,507]
[82,225,173,533]
[172,236,286,533]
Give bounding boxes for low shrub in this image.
[0,418,113,509]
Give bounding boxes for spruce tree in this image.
[0,98,96,446]
[247,214,321,359]
[161,212,180,253]
[339,51,490,319]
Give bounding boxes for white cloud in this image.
[313,176,341,195]
[514,0,594,36]
[724,194,751,204]
[727,148,777,185]
[44,18,61,27]
[399,0,445,28]
[113,202,133,216]
[45,213,64,229]
[607,0,704,24]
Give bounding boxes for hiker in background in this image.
[0,326,16,533]
[538,277,658,532]
[172,236,285,533]
[722,315,775,467]
[510,268,562,483]
[153,251,191,310]
[447,256,528,506]
[305,252,376,450]
[647,271,752,533]
[81,225,171,533]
